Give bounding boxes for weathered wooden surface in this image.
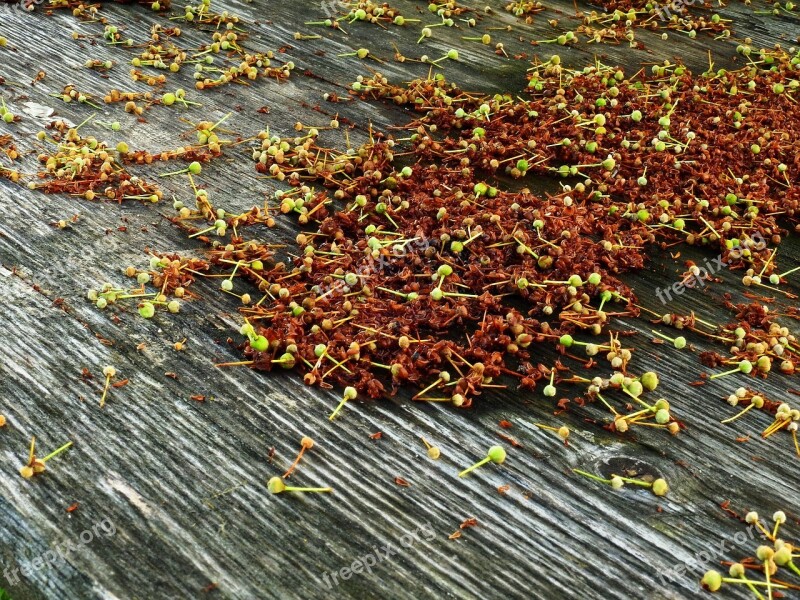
[0,1,798,599]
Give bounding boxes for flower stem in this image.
[328,397,348,420]
[721,403,756,424]
[572,468,611,485]
[100,373,112,408]
[42,441,73,463]
[459,456,490,477]
[709,367,740,380]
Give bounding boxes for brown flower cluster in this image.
[207,48,800,409]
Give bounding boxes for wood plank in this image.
[0,0,798,599]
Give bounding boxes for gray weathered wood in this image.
[0,1,798,599]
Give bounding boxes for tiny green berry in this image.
[774,546,792,566]
[655,409,670,424]
[437,264,453,278]
[139,301,155,319]
[487,446,506,463]
[627,380,643,397]
[729,563,745,577]
[640,372,659,391]
[267,477,286,493]
[459,445,506,477]
[701,570,722,591]
[756,545,774,561]
[329,386,357,420]
[251,336,269,352]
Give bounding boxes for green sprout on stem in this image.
[702,567,786,596]
[240,321,269,353]
[534,423,570,441]
[338,48,370,60]
[393,15,421,26]
[458,445,506,477]
[430,49,459,65]
[769,264,800,285]
[721,394,764,424]
[533,31,576,45]
[267,476,332,494]
[272,352,297,369]
[188,219,227,238]
[543,369,556,397]
[709,359,754,380]
[220,261,242,292]
[162,91,202,108]
[329,386,357,420]
[348,8,367,22]
[558,333,612,356]
[651,330,687,349]
[160,161,202,177]
[462,34,491,44]
[19,437,73,479]
[99,365,116,408]
[573,469,668,495]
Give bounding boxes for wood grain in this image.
[0,1,798,599]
